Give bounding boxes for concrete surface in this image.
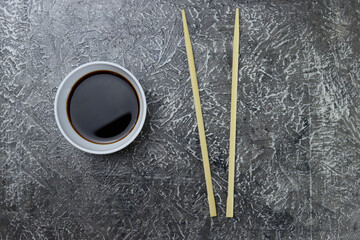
[1,0,359,239]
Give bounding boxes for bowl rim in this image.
[54,61,147,154]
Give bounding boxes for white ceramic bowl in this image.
[54,61,147,154]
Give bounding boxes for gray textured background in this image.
[1,0,360,239]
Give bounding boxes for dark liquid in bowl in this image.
[67,70,139,144]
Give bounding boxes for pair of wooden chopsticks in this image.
[181,9,240,218]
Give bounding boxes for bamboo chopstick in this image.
[181,9,217,217]
[226,8,240,218]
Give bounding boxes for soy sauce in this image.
[67,70,139,144]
